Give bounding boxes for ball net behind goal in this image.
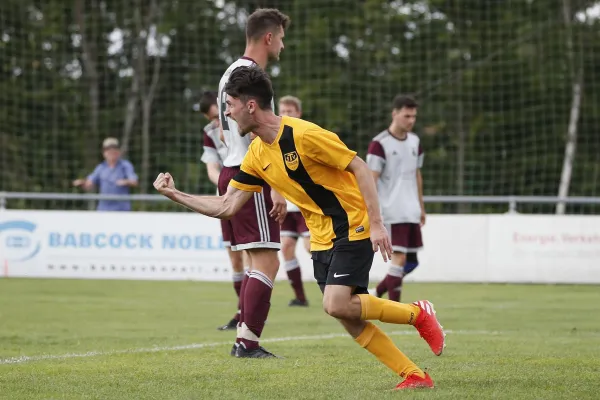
[1,0,599,213]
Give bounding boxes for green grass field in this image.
[1,279,599,399]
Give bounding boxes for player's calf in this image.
[236,249,279,352]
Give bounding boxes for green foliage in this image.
[1,0,599,211]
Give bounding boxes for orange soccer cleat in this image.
[413,300,446,356]
[394,372,435,390]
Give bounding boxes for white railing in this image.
[2,191,600,212]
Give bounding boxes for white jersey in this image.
[217,57,256,167]
[286,200,300,212]
[366,130,424,224]
[200,120,228,165]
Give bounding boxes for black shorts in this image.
[311,238,374,295]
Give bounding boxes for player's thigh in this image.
[280,236,298,261]
[247,248,280,281]
[296,214,311,253]
[302,236,311,254]
[226,246,244,272]
[242,250,251,270]
[326,238,374,295]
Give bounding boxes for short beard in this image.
[239,124,255,137]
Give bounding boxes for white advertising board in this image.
[1,210,599,283]
[487,215,600,283]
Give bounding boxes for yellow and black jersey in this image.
[229,116,370,251]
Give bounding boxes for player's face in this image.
[203,104,219,121]
[103,147,120,163]
[266,26,285,61]
[278,103,301,118]
[392,107,417,132]
[225,95,255,136]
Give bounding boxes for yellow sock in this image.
[357,294,420,325]
[355,322,425,378]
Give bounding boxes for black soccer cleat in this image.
[288,298,309,307]
[236,345,281,359]
[230,343,239,357]
[217,318,238,331]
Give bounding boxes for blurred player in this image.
[278,95,309,307]
[153,66,445,389]
[214,8,291,358]
[366,95,426,302]
[198,90,250,330]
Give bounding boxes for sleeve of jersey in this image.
[366,140,386,173]
[229,153,265,193]
[302,128,357,170]
[200,131,220,164]
[418,143,424,168]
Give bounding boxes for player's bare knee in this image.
[322,297,351,319]
[227,248,244,272]
[392,252,406,266]
[281,237,296,261]
[247,248,280,280]
[302,237,311,253]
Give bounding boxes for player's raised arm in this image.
[345,156,393,262]
[153,172,252,219]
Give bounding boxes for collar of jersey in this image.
[263,116,287,147]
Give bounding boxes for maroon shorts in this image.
[218,166,280,251]
[387,223,423,253]
[281,212,309,238]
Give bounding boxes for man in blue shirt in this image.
[73,137,138,211]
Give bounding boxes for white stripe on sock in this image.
[388,264,404,277]
[240,322,259,342]
[284,259,300,272]
[232,271,245,282]
[249,270,273,289]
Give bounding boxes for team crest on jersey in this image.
[284,151,299,171]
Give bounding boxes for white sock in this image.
[388,264,404,278]
[284,258,300,271]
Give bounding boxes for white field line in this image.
[0,329,501,365]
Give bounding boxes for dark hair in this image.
[198,90,218,114]
[392,95,418,111]
[224,66,274,110]
[246,8,291,41]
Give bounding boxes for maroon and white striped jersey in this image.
[366,130,424,224]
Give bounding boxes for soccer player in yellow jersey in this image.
[153,66,445,390]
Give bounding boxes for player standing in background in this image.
[198,90,250,331]
[278,95,309,307]
[215,8,291,358]
[153,66,444,388]
[366,95,426,302]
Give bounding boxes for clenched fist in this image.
[154,172,176,196]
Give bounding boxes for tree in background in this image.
[0,0,598,213]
